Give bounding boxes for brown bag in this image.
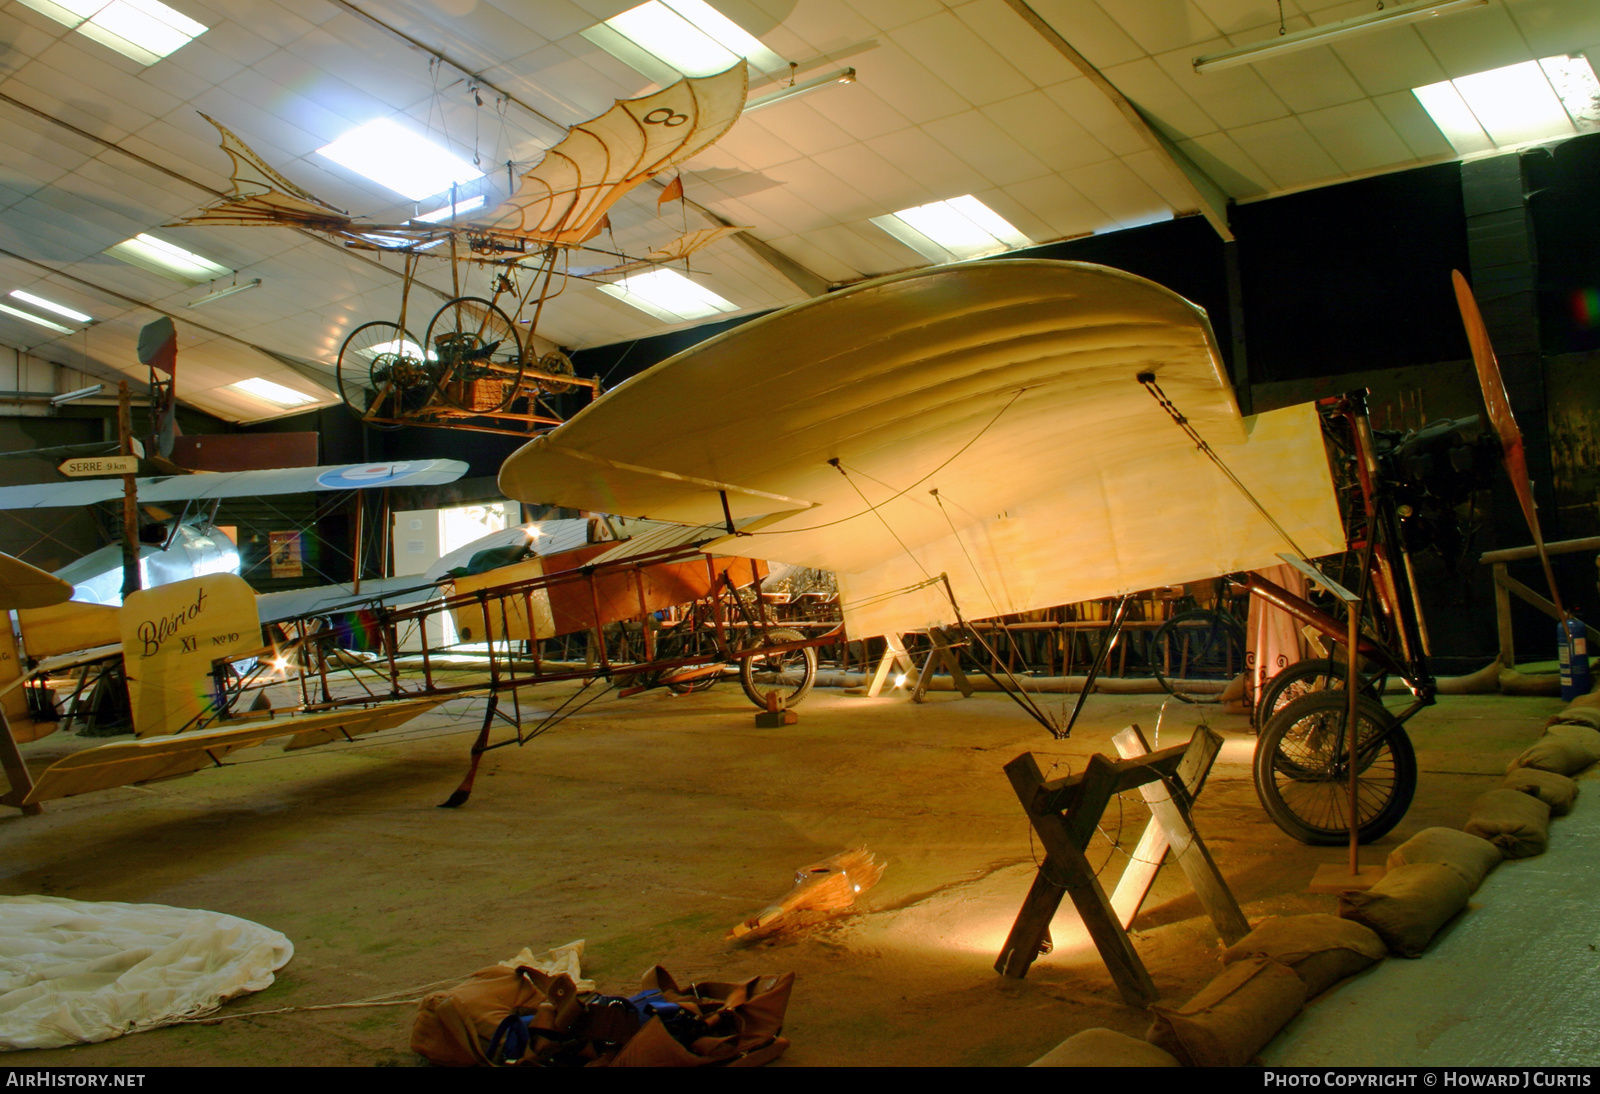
[410,964,564,1067]
[608,967,794,1067]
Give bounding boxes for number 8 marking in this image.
[644,107,689,126]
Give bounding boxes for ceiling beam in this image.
[1001,0,1234,243]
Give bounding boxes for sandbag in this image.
[1501,767,1578,816]
[1464,788,1552,859]
[1545,707,1600,731]
[1384,827,1503,890]
[1542,723,1600,757]
[1338,862,1472,957]
[1220,914,1386,998]
[1506,735,1599,776]
[1565,690,1600,710]
[1145,957,1306,1067]
[1030,1027,1180,1067]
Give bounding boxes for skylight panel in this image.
[583,0,786,82]
[317,119,484,202]
[871,196,1032,263]
[106,233,231,285]
[18,0,206,65]
[597,269,738,323]
[8,290,91,324]
[0,302,73,335]
[415,195,486,223]
[1414,54,1599,155]
[228,378,318,408]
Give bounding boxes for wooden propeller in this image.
[1451,269,1567,623]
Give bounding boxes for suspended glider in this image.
[174,64,749,258]
[497,259,1348,640]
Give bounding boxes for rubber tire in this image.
[1254,657,1387,731]
[1253,691,1416,845]
[1150,609,1246,703]
[739,627,816,711]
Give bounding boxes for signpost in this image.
[57,455,139,477]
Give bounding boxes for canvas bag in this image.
[608,967,795,1067]
[410,963,563,1067]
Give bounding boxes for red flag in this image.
[657,175,684,208]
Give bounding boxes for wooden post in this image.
[117,382,140,601]
[1493,562,1515,667]
[865,634,913,697]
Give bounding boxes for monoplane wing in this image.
[0,459,469,510]
[498,260,1345,637]
[476,63,747,246]
[171,114,353,232]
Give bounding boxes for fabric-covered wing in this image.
[172,113,351,231]
[0,460,469,509]
[497,259,1345,638]
[582,226,750,278]
[0,552,73,611]
[479,63,748,246]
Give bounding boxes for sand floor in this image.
[0,682,1561,1066]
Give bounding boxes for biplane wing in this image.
[0,552,73,611]
[477,63,748,246]
[0,459,468,510]
[170,114,353,232]
[498,259,1346,638]
[12,698,450,806]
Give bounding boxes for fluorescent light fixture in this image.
[107,233,230,284]
[317,119,483,202]
[414,195,485,223]
[582,0,786,82]
[17,0,206,65]
[597,268,738,322]
[51,384,104,405]
[1414,54,1599,155]
[228,377,318,408]
[8,290,90,323]
[1194,0,1486,74]
[188,278,261,308]
[0,302,73,335]
[871,196,1032,263]
[745,68,856,113]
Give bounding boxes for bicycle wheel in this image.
[337,321,428,428]
[1253,691,1416,845]
[739,627,816,710]
[1255,658,1388,730]
[425,297,523,412]
[1150,609,1246,703]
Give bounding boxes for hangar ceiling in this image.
[0,0,1597,423]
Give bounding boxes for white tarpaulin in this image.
[0,896,292,1051]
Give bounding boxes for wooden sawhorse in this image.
[994,725,1248,1005]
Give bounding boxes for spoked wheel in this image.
[337,321,430,428]
[425,297,523,413]
[1255,657,1388,731]
[1253,691,1416,845]
[739,627,816,710]
[1150,609,1246,703]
